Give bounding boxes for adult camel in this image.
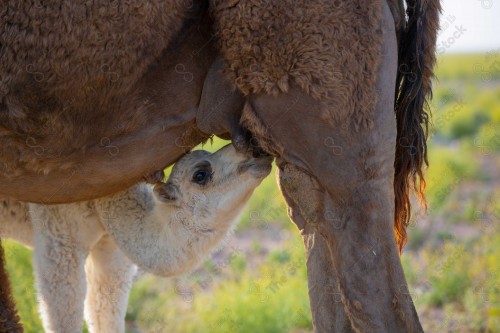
[0,0,440,332]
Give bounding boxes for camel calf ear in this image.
[154,183,179,203]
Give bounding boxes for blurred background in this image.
[4,1,500,332]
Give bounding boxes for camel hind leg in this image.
[241,1,423,330]
[278,170,354,332]
[84,235,136,333]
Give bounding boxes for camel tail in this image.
[0,238,23,332]
[393,0,441,253]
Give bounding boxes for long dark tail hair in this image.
[394,0,441,253]
[0,239,23,333]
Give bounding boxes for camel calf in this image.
[0,145,272,333]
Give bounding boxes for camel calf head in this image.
[101,144,272,276]
[155,144,272,211]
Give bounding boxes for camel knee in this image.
[278,162,324,229]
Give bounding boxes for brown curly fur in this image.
[0,1,211,327]
[211,0,441,253]
[210,0,383,129]
[0,0,441,327]
[0,0,203,178]
[394,0,441,252]
[0,239,23,333]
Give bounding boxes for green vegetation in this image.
[4,53,500,332]
[3,243,43,332]
[403,233,500,332]
[425,145,481,210]
[433,53,500,81]
[123,236,311,333]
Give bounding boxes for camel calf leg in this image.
[30,203,103,333]
[32,232,86,332]
[84,236,136,333]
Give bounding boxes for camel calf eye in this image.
[192,170,211,185]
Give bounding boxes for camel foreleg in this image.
[30,204,97,333]
[84,236,136,333]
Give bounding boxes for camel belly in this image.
[0,2,216,203]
